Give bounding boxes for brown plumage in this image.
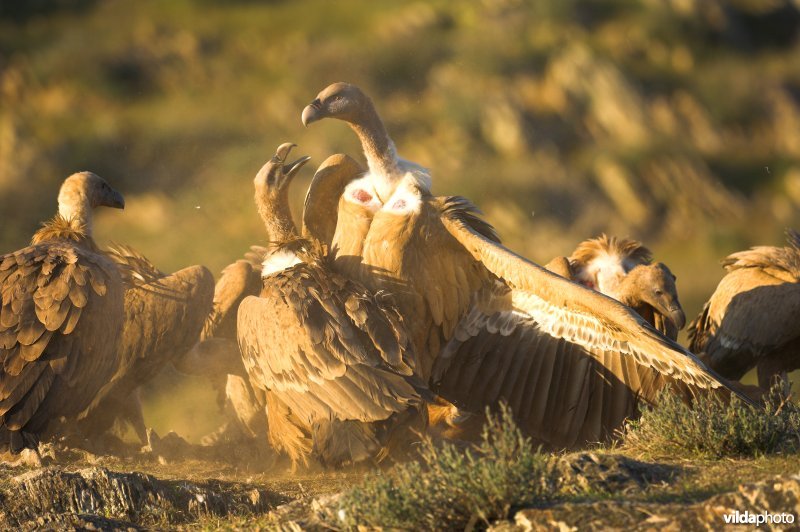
[689,230,800,389]
[0,172,126,453]
[302,82,753,450]
[236,143,429,466]
[76,245,214,445]
[546,238,685,340]
[179,154,367,445]
[568,234,652,293]
[615,262,685,341]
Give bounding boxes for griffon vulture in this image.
[237,143,429,466]
[0,172,126,455]
[76,245,214,445]
[179,154,366,445]
[545,235,685,340]
[301,82,753,450]
[689,230,800,390]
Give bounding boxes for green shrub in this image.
[328,404,558,530]
[621,386,800,459]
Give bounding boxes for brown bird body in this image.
[0,172,126,453]
[302,82,752,450]
[181,154,369,444]
[237,144,428,466]
[689,230,800,389]
[77,245,214,445]
[545,236,685,340]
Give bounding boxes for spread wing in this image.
[689,267,800,379]
[89,262,214,402]
[78,261,213,440]
[429,199,750,449]
[0,242,124,451]
[237,261,425,426]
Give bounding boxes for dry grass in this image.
[621,387,800,459]
[326,404,557,530]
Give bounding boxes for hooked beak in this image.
[106,188,125,210]
[669,307,686,330]
[274,142,312,180]
[301,99,323,127]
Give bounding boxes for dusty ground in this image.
[0,434,798,530]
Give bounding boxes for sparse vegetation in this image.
[328,404,557,530]
[621,387,800,459]
[3,2,800,529]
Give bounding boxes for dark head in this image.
[626,262,686,330]
[253,142,311,201]
[253,143,311,243]
[301,82,374,127]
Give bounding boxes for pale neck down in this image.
[348,109,404,202]
[57,197,92,236]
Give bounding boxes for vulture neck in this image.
[57,193,93,237]
[615,286,638,309]
[348,107,402,201]
[255,186,297,244]
[302,161,359,247]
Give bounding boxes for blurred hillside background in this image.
[2,0,799,440]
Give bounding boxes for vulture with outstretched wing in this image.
[237,143,429,466]
[301,82,753,450]
[689,230,800,390]
[0,172,126,454]
[77,245,214,445]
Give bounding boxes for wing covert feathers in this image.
[0,240,124,451]
[237,258,426,464]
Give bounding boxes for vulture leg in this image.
[120,388,147,445]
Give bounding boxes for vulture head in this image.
[44,172,125,240]
[253,143,311,203]
[623,262,686,331]
[58,171,125,214]
[301,82,374,127]
[253,142,312,255]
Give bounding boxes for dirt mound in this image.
[0,466,280,529]
[494,473,800,531]
[556,452,679,495]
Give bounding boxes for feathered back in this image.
[721,230,800,281]
[569,234,652,268]
[31,215,95,250]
